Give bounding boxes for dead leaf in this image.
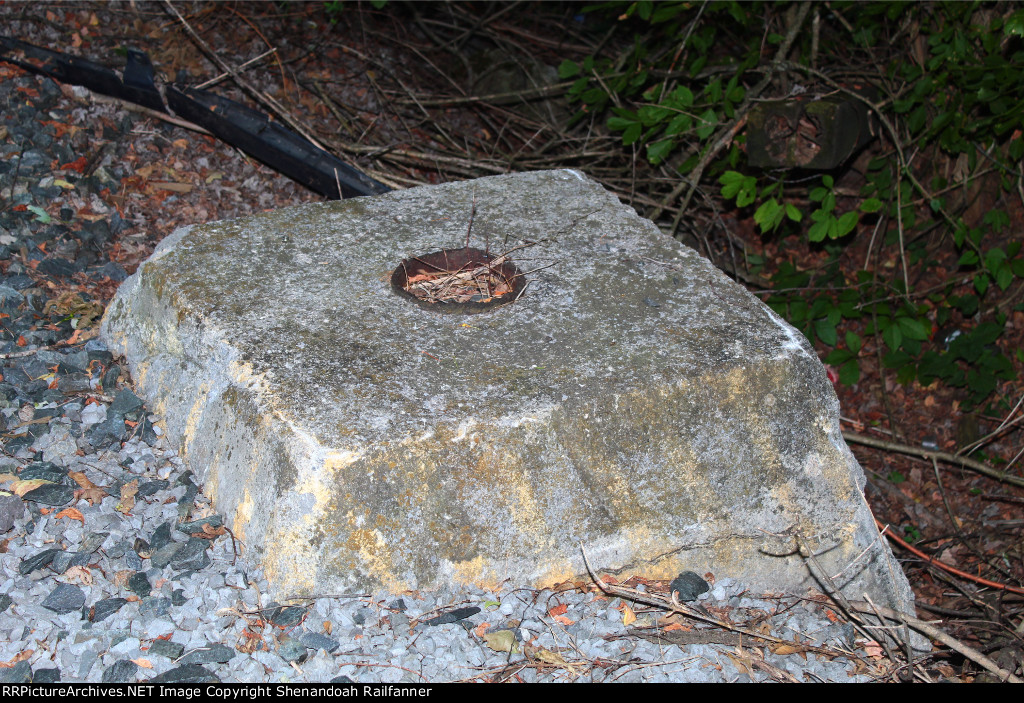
[117,479,138,514]
[149,180,193,193]
[861,639,884,659]
[131,658,153,669]
[621,602,636,626]
[771,642,808,656]
[725,650,755,677]
[0,650,33,667]
[473,622,491,638]
[55,507,85,524]
[482,629,519,654]
[533,648,581,676]
[237,629,265,654]
[68,471,108,506]
[10,479,50,497]
[42,291,105,330]
[191,524,227,540]
[61,565,93,585]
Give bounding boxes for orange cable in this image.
[877,518,1024,596]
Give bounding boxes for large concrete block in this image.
[102,170,913,616]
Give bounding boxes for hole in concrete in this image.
[391,246,526,314]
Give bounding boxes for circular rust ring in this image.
[391,247,526,314]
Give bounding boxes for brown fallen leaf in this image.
[621,602,636,626]
[770,642,809,656]
[533,648,581,676]
[61,565,93,585]
[131,658,153,669]
[55,507,85,524]
[191,524,227,540]
[117,479,138,514]
[10,479,50,497]
[236,628,265,654]
[68,471,108,506]
[725,650,756,677]
[0,649,33,667]
[482,629,519,654]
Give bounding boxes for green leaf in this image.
[718,171,745,199]
[834,211,859,238]
[695,108,717,139]
[664,114,693,136]
[622,122,642,145]
[638,104,670,126]
[815,318,838,346]
[736,186,756,208]
[984,247,1007,273]
[839,359,860,385]
[753,198,784,233]
[27,205,50,223]
[826,349,854,365]
[668,86,694,108]
[860,198,883,213]
[808,216,830,242]
[846,331,862,353]
[1005,9,1024,36]
[607,116,637,131]
[558,60,580,79]
[882,322,903,350]
[785,203,803,222]
[897,316,930,341]
[646,139,675,165]
[957,250,979,267]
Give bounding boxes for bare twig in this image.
[843,431,1024,489]
[844,599,1023,683]
[163,0,325,149]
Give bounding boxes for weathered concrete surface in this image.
[102,170,914,617]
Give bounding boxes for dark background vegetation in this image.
[1,0,1022,681]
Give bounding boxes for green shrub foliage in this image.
[564,1,1024,411]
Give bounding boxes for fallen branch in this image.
[843,430,1024,489]
[844,599,1023,683]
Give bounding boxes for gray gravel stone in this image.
[42,583,85,614]
[179,643,236,665]
[101,660,139,683]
